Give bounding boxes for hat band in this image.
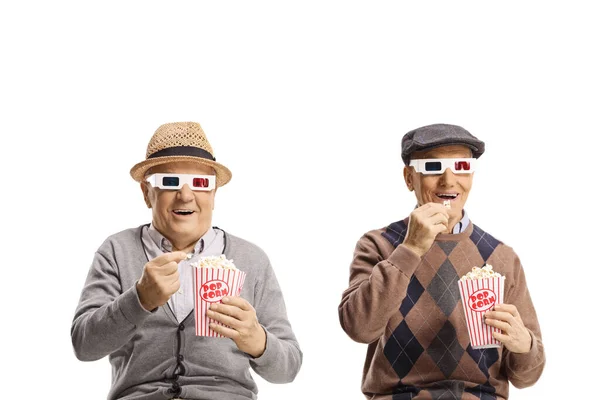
[147,146,216,161]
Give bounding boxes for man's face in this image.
[141,161,216,245]
[404,145,474,218]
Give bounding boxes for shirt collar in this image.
[452,210,470,234]
[148,223,216,254]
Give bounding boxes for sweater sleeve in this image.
[71,250,153,361]
[249,258,302,384]
[501,251,546,388]
[338,232,421,344]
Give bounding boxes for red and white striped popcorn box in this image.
[194,267,246,337]
[458,276,505,349]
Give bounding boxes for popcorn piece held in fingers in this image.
[443,200,451,209]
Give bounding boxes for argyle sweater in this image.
[339,218,545,400]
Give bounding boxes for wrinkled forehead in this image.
[147,161,216,176]
[410,144,473,160]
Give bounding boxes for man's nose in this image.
[177,184,195,201]
[439,168,457,186]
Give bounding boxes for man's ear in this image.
[403,166,414,192]
[141,182,152,208]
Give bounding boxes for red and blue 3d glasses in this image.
[146,173,216,191]
[409,158,476,175]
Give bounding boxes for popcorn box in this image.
[457,276,505,349]
[194,267,246,337]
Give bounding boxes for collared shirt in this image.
[141,224,225,322]
[453,210,470,234]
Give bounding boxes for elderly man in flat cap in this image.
[72,122,302,400]
[339,124,544,399]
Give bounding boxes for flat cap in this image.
[401,123,485,165]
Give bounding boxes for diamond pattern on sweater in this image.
[400,275,425,317]
[392,384,421,399]
[427,259,461,317]
[427,321,464,378]
[382,219,408,247]
[405,291,448,350]
[469,225,501,262]
[384,320,425,380]
[465,385,497,399]
[383,223,504,398]
[466,345,499,379]
[465,345,498,398]
[426,381,465,400]
[438,241,458,256]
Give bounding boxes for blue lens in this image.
[162,177,180,187]
[425,161,442,171]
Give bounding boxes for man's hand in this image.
[402,203,449,258]
[485,303,532,353]
[207,296,267,358]
[136,251,187,311]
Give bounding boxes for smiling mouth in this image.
[436,193,459,201]
[173,209,195,216]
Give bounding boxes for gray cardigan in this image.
[71,225,302,399]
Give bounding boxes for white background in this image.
[1,1,597,399]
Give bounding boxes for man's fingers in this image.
[207,309,240,329]
[484,317,511,333]
[209,322,239,339]
[432,224,448,236]
[492,331,510,343]
[147,261,180,276]
[486,310,514,324]
[148,251,188,268]
[167,273,180,286]
[421,203,449,218]
[430,212,449,226]
[494,303,519,317]
[411,209,448,229]
[417,203,433,212]
[165,280,180,295]
[222,296,252,311]
[137,251,187,310]
[210,303,245,320]
[163,261,180,275]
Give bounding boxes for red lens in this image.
[193,177,209,188]
[455,161,471,171]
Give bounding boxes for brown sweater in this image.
[339,218,545,400]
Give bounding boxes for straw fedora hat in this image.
[130,121,232,187]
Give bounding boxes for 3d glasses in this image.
[146,173,216,191]
[409,158,476,175]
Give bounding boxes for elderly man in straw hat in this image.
[72,122,302,399]
[338,124,545,399]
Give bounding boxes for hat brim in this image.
[130,156,232,187]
